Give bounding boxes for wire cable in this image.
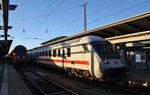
[26,0,66,39]
[51,0,128,33]
[10,5,80,21]
[59,0,150,36]
[33,0,66,30]
[88,0,150,25]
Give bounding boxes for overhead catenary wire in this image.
[9,0,125,22]
[53,0,128,34]
[58,0,150,36]
[41,0,55,15]
[17,0,150,42]
[88,0,150,25]
[9,4,80,21]
[26,0,66,39]
[33,0,66,31]
[35,0,65,29]
[21,0,55,43]
[14,0,55,21]
[10,0,126,40]
[25,0,55,32]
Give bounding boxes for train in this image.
[10,45,28,65]
[28,36,125,80]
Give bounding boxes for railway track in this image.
[17,67,78,95]
[15,65,150,95]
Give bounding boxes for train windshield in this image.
[91,41,120,59]
[15,47,27,56]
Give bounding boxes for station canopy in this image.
[0,40,12,54]
[42,12,150,46]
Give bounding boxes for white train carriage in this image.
[28,36,125,79]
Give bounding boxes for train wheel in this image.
[82,70,90,78]
[71,68,78,76]
[88,76,94,80]
[67,68,72,75]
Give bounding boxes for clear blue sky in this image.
[1,0,150,52]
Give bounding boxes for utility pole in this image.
[82,2,87,32]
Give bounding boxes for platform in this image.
[0,60,32,95]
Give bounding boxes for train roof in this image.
[13,45,27,51]
[41,36,67,45]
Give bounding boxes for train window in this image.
[37,53,39,57]
[38,52,40,57]
[42,51,44,57]
[45,51,48,57]
[49,50,51,57]
[62,49,65,57]
[67,48,71,57]
[53,50,57,57]
[58,49,61,57]
[40,52,41,57]
[35,53,37,58]
[35,53,36,58]
[82,44,88,51]
[37,52,40,57]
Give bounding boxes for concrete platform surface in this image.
[0,61,32,95]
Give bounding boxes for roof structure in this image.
[0,40,12,54]
[41,12,150,46]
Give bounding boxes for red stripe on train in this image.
[37,58,89,65]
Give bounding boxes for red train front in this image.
[11,45,28,66]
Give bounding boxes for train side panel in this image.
[28,36,125,79]
[63,43,90,70]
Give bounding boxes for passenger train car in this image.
[28,36,125,79]
[11,45,28,65]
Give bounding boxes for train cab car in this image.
[28,36,125,80]
[11,45,28,65]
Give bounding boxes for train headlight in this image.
[104,60,110,64]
